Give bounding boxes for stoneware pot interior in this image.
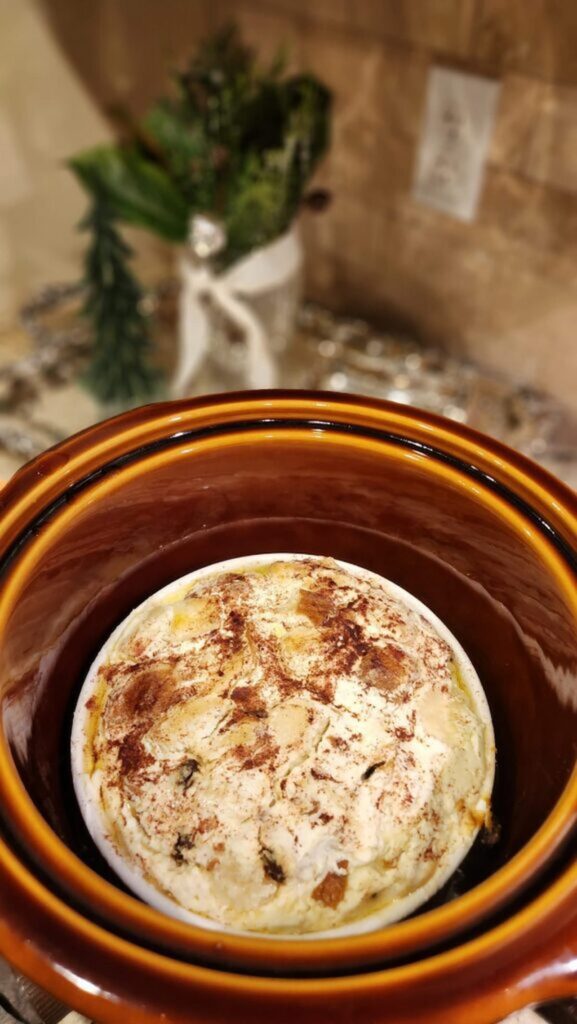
[0,395,575,1020]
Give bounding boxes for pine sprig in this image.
[79,198,160,406]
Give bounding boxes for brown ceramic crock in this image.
[0,392,575,1023]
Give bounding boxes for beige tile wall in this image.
[32,0,577,408]
[210,0,577,409]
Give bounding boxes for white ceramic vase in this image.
[172,224,303,396]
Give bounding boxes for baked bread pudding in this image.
[72,555,495,936]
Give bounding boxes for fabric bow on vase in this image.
[173,214,302,396]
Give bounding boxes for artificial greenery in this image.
[79,197,159,404]
[71,25,332,403]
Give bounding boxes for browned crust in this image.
[311,861,349,908]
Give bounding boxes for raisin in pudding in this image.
[71,555,495,937]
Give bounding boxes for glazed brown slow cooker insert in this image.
[0,394,574,1023]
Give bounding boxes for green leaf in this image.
[144,103,215,208]
[70,146,189,242]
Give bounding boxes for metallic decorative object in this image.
[13,281,90,427]
[0,958,73,1023]
[295,304,563,458]
[187,213,227,262]
[19,281,88,351]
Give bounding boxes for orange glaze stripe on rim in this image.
[0,803,576,1023]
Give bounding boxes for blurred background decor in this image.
[1,1,577,1020]
[3,0,577,411]
[70,24,331,405]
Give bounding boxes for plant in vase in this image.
[71,25,332,405]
